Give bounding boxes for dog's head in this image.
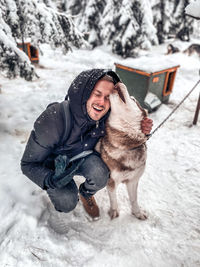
[110,82,147,117]
[108,82,147,132]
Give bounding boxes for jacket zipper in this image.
[96,120,99,128]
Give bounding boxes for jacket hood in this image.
[66,69,121,127]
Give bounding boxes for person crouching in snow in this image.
[21,69,153,220]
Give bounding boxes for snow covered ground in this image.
[0,40,200,267]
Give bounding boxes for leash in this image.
[147,79,200,139]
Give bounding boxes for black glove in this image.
[45,155,83,189]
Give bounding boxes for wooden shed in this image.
[115,62,180,112]
[17,42,39,63]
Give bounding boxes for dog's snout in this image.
[114,84,126,103]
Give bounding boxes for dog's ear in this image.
[114,83,126,103]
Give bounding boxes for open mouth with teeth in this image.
[92,104,104,112]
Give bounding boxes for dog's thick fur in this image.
[166,44,180,55]
[183,44,200,56]
[96,83,148,220]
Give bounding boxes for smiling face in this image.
[86,80,114,121]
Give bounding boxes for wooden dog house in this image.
[115,62,180,112]
[17,42,39,63]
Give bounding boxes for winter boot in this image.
[80,194,100,220]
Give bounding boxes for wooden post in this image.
[185,10,200,125]
[193,92,200,125]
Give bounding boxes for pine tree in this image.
[55,0,194,58]
[65,0,158,57]
[0,0,84,80]
[152,0,193,43]
[77,0,106,47]
[0,2,34,80]
[173,0,192,41]
[100,0,116,44]
[111,0,143,57]
[102,0,157,58]
[64,0,87,16]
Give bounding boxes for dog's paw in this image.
[108,209,119,220]
[132,210,148,220]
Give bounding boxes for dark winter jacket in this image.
[21,69,120,189]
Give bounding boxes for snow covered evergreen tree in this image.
[62,0,194,58]
[1,0,195,76]
[73,0,106,47]
[63,0,158,57]
[0,0,84,80]
[0,2,34,80]
[64,0,87,16]
[102,0,157,57]
[151,0,193,43]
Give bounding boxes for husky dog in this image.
[183,44,200,56]
[166,44,180,55]
[96,83,148,220]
